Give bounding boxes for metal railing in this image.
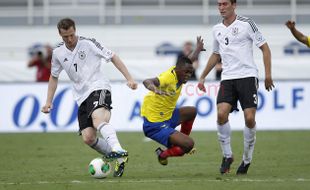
[0,0,309,25]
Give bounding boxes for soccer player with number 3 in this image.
[198,0,274,175]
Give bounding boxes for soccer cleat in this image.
[113,157,128,177]
[220,156,234,174]
[105,150,129,161]
[187,147,197,155]
[155,147,168,166]
[236,161,250,175]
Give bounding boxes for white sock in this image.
[90,137,112,156]
[98,122,124,152]
[243,125,256,164]
[217,121,232,158]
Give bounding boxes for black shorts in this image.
[217,77,258,112]
[78,89,112,132]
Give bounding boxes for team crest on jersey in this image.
[232,27,239,36]
[78,51,86,60]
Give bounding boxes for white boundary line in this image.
[1,178,310,185]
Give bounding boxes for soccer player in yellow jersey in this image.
[286,20,310,47]
[141,37,204,165]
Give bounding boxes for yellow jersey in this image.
[308,36,310,47]
[141,66,182,122]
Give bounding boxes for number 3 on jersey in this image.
[224,37,229,45]
[74,63,78,72]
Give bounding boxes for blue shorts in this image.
[143,108,180,148]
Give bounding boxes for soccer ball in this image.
[88,157,111,178]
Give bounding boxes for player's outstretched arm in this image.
[143,78,159,91]
[41,75,58,113]
[188,36,205,62]
[143,78,169,95]
[285,20,309,47]
[260,43,274,91]
[111,54,137,90]
[198,53,221,92]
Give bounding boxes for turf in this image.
[0,131,309,190]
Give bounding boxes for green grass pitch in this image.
[0,131,309,190]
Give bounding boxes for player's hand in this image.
[41,103,53,113]
[285,20,295,30]
[197,78,206,92]
[196,36,205,51]
[127,80,138,90]
[265,77,275,91]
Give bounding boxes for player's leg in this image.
[216,80,236,174]
[156,107,195,164]
[90,90,128,177]
[156,131,194,165]
[90,90,127,158]
[217,102,233,158]
[160,106,196,158]
[93,108,128,177]
[243,108,257,163]
[78,100,112,156]
[81,127,111,156]
[236,108,256,175]
[179,106,197,135]
[92,107,129,178]
[160,131,194,156]
[237,77,258,174]
[143,108,195,165]
[217,102,234,174]
[92,108,126,154]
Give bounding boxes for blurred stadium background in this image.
[0,1,310,189]
[0,0,310,132]
[0,0,309,133]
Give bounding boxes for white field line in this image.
[0,178,310,185]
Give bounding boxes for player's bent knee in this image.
[217,116,228,125]
[217,112,229,125]
[183,138,195,153]
[245,120,256,128]
[245,118,256,128]
[82,135,96,146]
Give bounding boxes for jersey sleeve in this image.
[89,38,114,62]
[158,71,169,87]
[158,68,174,88]
[50,53,63,78]
[246,19,266,48]
[212,27,220,54]
[307,36,310,47]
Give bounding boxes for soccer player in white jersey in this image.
[285,20,310,47]
[198,0,274,175]
[41,18,137,177]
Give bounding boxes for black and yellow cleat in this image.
[105,150,128,161]
[113,157,128,177]
[187,147,197,155]
[155,147,168,166]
